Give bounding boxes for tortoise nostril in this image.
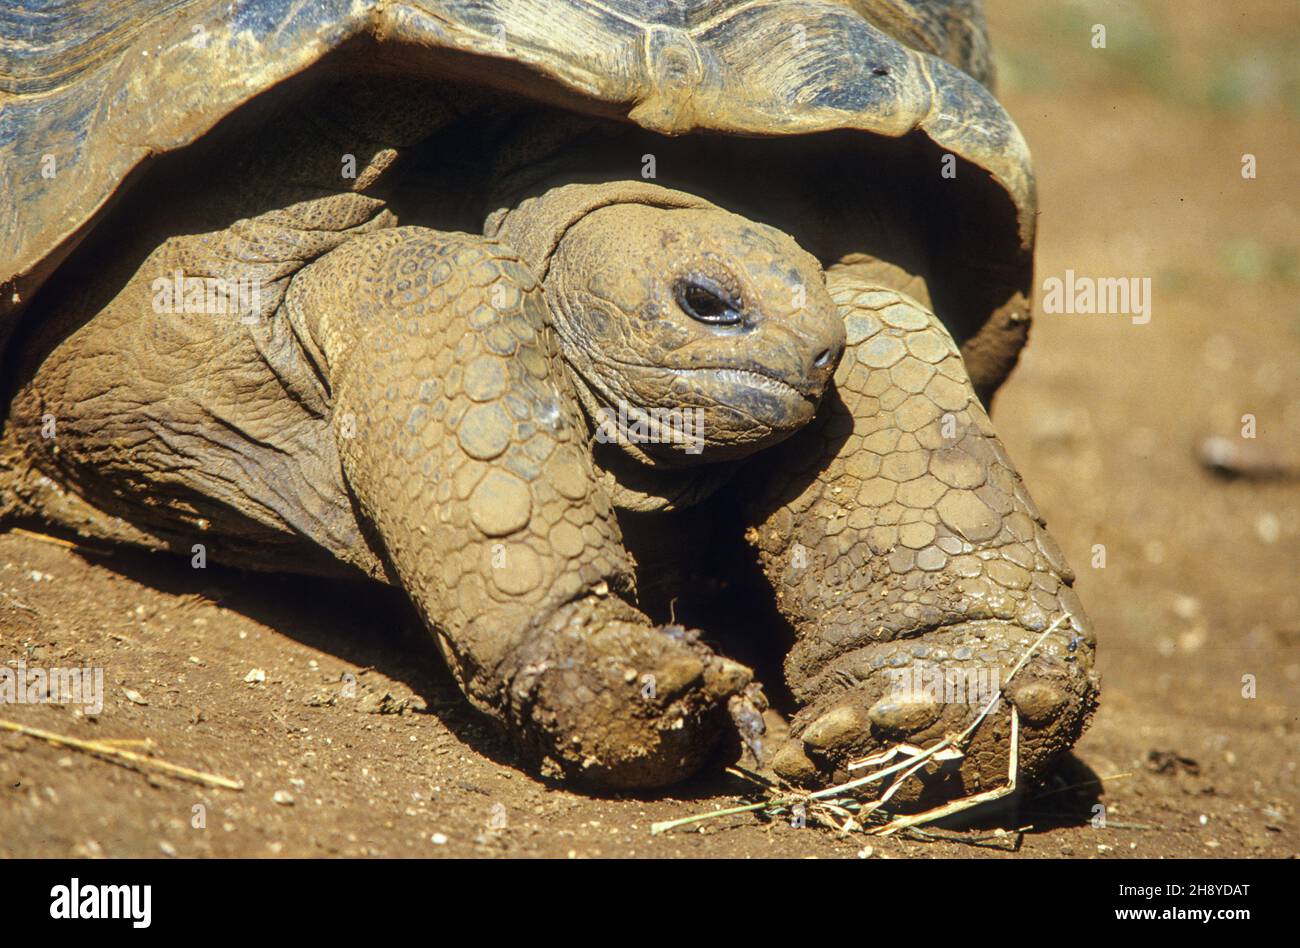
[813,348,833,369]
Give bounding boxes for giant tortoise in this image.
[0,0,1097,794]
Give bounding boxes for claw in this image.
[649,654,705,703]
[802,704,870,751]
[707,657,754,697]
[866,694,942,735]
[1006,680,1066,725]
[772,738,819,784]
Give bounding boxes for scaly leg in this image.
[286,227,751,788]
[740,262,1098,796]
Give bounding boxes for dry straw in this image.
[0,717,244,790]
[651,615,1069,837]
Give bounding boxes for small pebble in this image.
[1255,513,1280,544]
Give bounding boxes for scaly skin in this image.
[282,226,754,786]
[0,175,840,788]
[0,92,1093,793]
[745,265,1098,797]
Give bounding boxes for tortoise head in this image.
[492,183,845,465]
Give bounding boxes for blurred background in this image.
[983,0,1298,853]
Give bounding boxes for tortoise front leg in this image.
[740,263,1098,796]
[287,227,751,788]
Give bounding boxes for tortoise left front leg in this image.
[740,263,1099,795]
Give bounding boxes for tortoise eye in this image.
[674,276,743,326]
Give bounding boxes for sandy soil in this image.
[2,0,1296,858]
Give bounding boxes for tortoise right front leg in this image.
[739,265,1099,796]
[285,227,751,788]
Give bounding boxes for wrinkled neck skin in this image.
[569,368,745,514]
[488,180,846,513]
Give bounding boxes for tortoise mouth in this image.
[572,359,820,465]
[676,365,815,404]
[664,364,822,456]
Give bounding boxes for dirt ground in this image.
[2,0,1296,859]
